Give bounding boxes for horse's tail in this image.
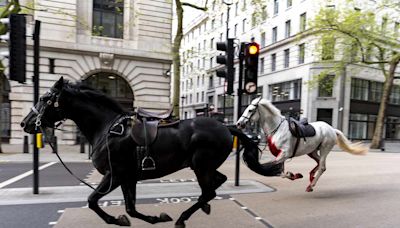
[335,129,368,155]
[228,126,283,176]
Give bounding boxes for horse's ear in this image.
[54,77,64,90]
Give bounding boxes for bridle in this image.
[240,98,262,122]
[32,88,66,131]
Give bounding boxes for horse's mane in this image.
[259,98,282,116]
[64,81,126,113]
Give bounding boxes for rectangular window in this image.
[274,0,279,15]
[93,0,124,38]
[210,38,214,49]
[235,2,239,16]
[321,36,335,60]
[252,13,257,27]
[285,20,291,38]
[234,24,238,36]
[350,78,369,100]
[272,26,278,43]
[220,13,224,26]
[287,0,292,8]
[201,91,205,102]
[318,74,335,97]
[269,79,302,102]
[271,53,276,72]
[209,76,214,89]
[298,43,305,64]
[284,49,290,68]
[211,19,215,29]
[300,13,306,32]
[260,32,266,48]
[242,19,246,33]
[260,58,265,74]
[262,6,267,21]
[49,58,55,74]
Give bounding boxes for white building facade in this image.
[1,0,172,144]
[180,0,400,141]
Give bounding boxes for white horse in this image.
[237,97,368,192]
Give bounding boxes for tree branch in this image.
[181,2,207,11]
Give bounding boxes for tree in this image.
[308,0,400,148]
[172,0,208,117]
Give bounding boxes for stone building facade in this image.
[180,0,400,141]
[2,0,172,144]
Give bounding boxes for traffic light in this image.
[0,14,26,83]
[216,38,234,95]
[244,42,259,94]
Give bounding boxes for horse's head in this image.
[236,97,262,129]
[21,77,67,134]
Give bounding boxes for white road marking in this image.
[0,162,57,189]
[48,221,57,225]
[57,210,64,213]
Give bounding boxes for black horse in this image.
[21,77,283,227]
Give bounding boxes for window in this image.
[210,38,214,49]
[209,76,214,89]
[269,79,302,102]
[390,85,400,105]
[260,58,265,74]
[219,32,223,41]
[234,24,238,36]
[243,19,247,33]
[262,6,267,21]
[208,96,214,105]
[203,40,207,50]
[235,2,239,16]
[271,53,276,72]
[284,49,290,68]
[211,19,215,29]
[381,17,388,32]
[252,13,257,27]
[210,57,214,68]
[274,0,279,15]
[260,32,266,48]
[49,58,55,74]
[220,13,224,26]
[318,74,334,97]
[298,43,305,64]
[369,81,383,102]
[287,0,292,8]
[350,78,369,100]
[201,91,205,102]
[243,0,247,10]
[93,0,124,38]
[285,20,291,38]
[300,13,306,32]
[272,26,278,43]
[321,36,335,60]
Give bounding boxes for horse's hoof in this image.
[116,215,131,226]
[295,173,303,179]
[159,213,173,222]
[201,203,211,215]
[175,223,186,228]
[306,186,313,192]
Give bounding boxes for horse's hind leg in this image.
[201,171,227,214]
[175,168,219,228]
[121,181,173,224]
[88,172,130,226]
[306,148,330,192]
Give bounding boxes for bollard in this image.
[23,135,29,153]
[52,136,58,153]
[80,135,85,154]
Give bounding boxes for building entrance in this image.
[0,74,10,142]
[84,72,134,112]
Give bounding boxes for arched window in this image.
[93,0,124,38]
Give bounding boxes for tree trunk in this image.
[370,58,400,148]
[0,74,3,153]
[172,0,184,118]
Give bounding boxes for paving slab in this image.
[55,199,267,228]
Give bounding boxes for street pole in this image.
[235,42,246,186]
[33,20,41,194]
[223,1,231,120]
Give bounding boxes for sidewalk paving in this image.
[0,141,398,163]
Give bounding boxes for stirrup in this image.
[141,156,156,170]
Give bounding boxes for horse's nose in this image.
[237,121,245,129]
[20,121,26,128]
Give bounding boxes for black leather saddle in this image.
[288,117,316,139]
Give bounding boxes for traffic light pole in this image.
[33,20,41,195]
[235,42,246,187]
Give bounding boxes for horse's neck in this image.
[64,100,120,145]
[260,106,283,134]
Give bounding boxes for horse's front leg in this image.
[276,149,303,181]
[121,181,173,224]
[88,172,130,226]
